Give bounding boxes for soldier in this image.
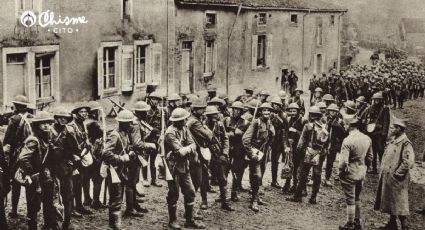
[338,114,373,230]
[258,90,270,104]
[236,86,255,104]
[0,139,9,229]
[287,106,328,204]
[164,108,206,229]
[282,103,306,194]
[242,103,275,212]
[323,94,335,107]
[206,85,217,102]
[51,107,79,230]
[85,101,106,210]
[309,74,319,103]
[186,98,211,211]
[69,102,93,216]
[288,70,299,95]
[278,90,288,110]
[168,93,182,115]
[18,111,62,229]
[101,110,138,229]
[324,104,346,187]
[270,97,289,188]
[3,95,33,218]
[241,99,260,124]
[130,101,158,216]
[374,118,414,230]
[355,96,368,119]
[362,92,390,174]
[146,91,167,181]
[311,87,324,106]
[224,101,247,201]
[288,88,305,115]
[342,100,357,116]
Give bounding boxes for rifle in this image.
[100,106,108,205]
[159,98,173,181]
[107,98,153,132]
[252,100,260,120]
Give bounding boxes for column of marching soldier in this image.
[0,57,422,230]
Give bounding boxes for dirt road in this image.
[3,99,425,230]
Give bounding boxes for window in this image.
[257,35,266,67]
[290,14,298,24]
[258,13,267,25]
[103,47,117,89]
[205,12,217,28]
[204,40,215,74]
[35,55,52,99]
[135,45,147,84]
[330,15,335,26]
[317,23,323,46]
[16,0,42,16]
[7,53,26,64]
[122,0,132,20]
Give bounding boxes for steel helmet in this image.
[270,96,283,106]
[259,90,270,96]
[12,95,29,106]
[309,106,321,115]
[204,106,219,115]
[344,100,356,111]
[327,103,339,112]
[32,111,54,123]
[218,92,228,100]
[244,85,255,92]
[287,103,300,110]
[259,103,273,110]
[231,101,245,110]
[191,98,207,108]
[314,87,323,93]
[278,90,287,99]
[372,92,384,100]
[342,113,359,125]
[167,93,181,102]
[133,101,151,112]
[148,91,163,99]
[322,94,334,101]
[294,88,303,93]
[355,96,366,104]
[72,102,90,114]
[208,97,225,106]
[392,117,407,128]
[169,108,190,122]
[87,101,102,111]
[247,99,260,109]
[115,110,134,122]
[207,85,217,92]
[317,102,327,109]
[52,106,72,118]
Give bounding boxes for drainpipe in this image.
[337,12,345,72]
[226,4,242,96]
[301,10,310,91]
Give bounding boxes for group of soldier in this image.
[0,55,421,230]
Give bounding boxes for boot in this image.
[339,221,356,230]
[62,222,76,230]
[123,210,144,218]
[28,219,38,230]
[231,192,239,202]
[221,202,235,211]
[151,170,163,187]
[281,180,291,194]
[193,209,204,221]
[134,204,149,213]
[168,206,181,230]
[286,196,302,203]
[288,185,296,194]
[200,201,208,210]
[258,198,268,206]
[270,181,281,189]
[250,200,259,212]
[379,219,398,230]
[110,211,123,230]
[91,200,106,210]
[184,205,206,229]
[309,194,317,205]
[354,219,362,230]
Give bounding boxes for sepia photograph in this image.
[0,0,425,229]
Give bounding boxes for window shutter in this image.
[116,45,123,94]
[151,43,162,85]
[251,35,258,70]
[266,34,273,67]
[97,47,104,98]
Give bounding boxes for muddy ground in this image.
[2,98,425,230]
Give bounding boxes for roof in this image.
[176,0,347,12]
[401,18,425,34]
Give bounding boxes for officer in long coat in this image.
[374,118,414,230]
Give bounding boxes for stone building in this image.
[0,0,346,110]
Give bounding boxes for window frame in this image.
[121,0,133,20]
[2,45,59,109]
[290,14,298,25]
[256,35,267,67]
[204,39,216,76]
[317,23,323,46]
[97,41,122,98]
[133,39,153,87]
[258,12,267,26]
[35,54,53,100]
[205,10,217,28]
[15,0,42,18]
[330,15,335,26]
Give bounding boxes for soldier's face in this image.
[56,117,69,126]
[315,92,321,97]
[78,109,88,119]
[328,110,337,118]
[232,108,242,118]
[389,125,403,137]
[320,108,326,114]
[174,120,185,129]
[272,103,281,111]
[262,109,271,119]
[192,108,205,116]
[260,95,267,101]
[288,109,298,117]
[295,92,301,97]
[38,122,52,132]
[150,98,159,107]
[208,114,218,122]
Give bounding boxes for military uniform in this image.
[270,109,289,187]
[324,116,346,182]
[0,140,9,229]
